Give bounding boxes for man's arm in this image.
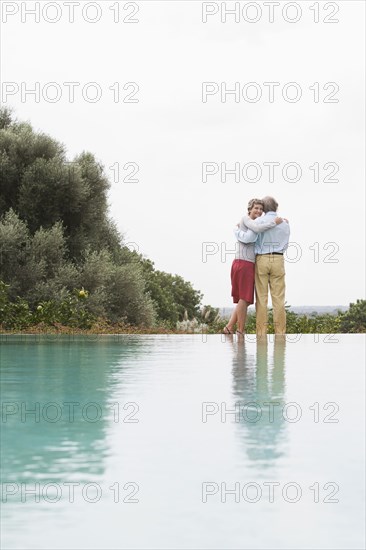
[234,227,258,244]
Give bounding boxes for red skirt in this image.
[231,259,255,304]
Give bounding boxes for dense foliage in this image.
[339,300,366,333]
[0,108,202,329]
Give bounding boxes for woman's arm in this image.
[234,227,258,244]
[243,215,280,233]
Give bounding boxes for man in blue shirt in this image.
[254,196,290,335]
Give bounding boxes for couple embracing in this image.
[224,196,290,337]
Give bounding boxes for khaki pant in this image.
[255,254,286,335]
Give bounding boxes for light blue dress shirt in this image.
[255,212,290,254]
[234,214,277,262]
[235,212,290,254]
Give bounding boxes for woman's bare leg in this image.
[225,307,238,333]
[236,299,248,333]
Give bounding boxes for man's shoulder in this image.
[255,214,269,224]
[279,221,290,235]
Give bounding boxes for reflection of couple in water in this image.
[223,196,290,337]
[231,336,287,466]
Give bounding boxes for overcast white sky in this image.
[1,0,365,307]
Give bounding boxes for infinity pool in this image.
[0,334,365,549]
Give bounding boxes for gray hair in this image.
[247,198,264,214]
[262,196,278,213]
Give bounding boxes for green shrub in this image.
[339,300,366,333]
[0,281,95,330]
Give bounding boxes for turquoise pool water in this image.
[0,334,365,549]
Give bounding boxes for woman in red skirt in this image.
[223,198,282,336]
